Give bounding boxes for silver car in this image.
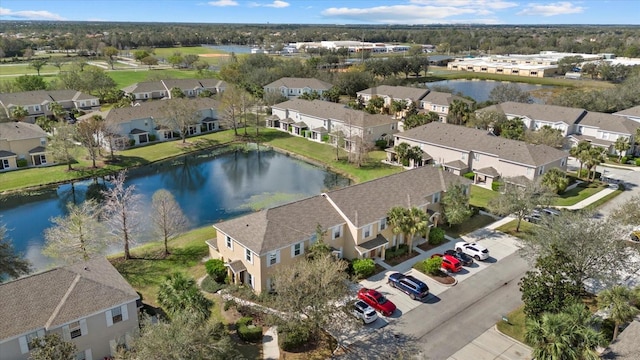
[352,300,378,324]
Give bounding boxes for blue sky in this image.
[0,0,638,25]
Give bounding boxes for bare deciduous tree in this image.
[101,171,143,261]
[76,115,105,168]
[48,122,77,171]
[218,84,244,137]
[488,178,555,232]
[160,99,201,144]
[151,189,189,256]
[0,223,31,283]
[43,200,107,264]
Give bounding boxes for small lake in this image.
[427,79,551,103]
[0,147,350,269]
[203,44,254,54]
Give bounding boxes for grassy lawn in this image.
[469,185,499,210]
[552,183,606,206]
[496,305,528,344]
[430,69,615,89]
[0,130,237,193]
[443,214,498,238]
[107,69,200,88]
[109,226,214,307]
[495,219,537,240]
[584,189,623,211]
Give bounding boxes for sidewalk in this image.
[263,327,280,360]
[448,326,532,360]
[554,187,617,210]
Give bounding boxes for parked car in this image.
[352,300,378,324]
[524,210,542,223]
[444,249,474,266]
[387,273,430,300]
[455,241,489,261]
[357,288,396,316]
[539,208,561,217]
[430,254,462,273]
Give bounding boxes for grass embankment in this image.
[495,219,537,240]
[469,185,499,209]
[552,183,606,206]
[109,226,214,307]
[0,129,237,193]
[496,305,528,344]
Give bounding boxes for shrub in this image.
[385,244,408,260]
[278,322,312,351]
[428,227,446,245]
[205,259,227,283]
[237,318,263,342]
[620,156,628,164]
[201,275,226,294]
[352,258,375,279]
[148,134,156,142]
[321,134,329,142]
[128,139,136,147]
[463,171,475,180]
[375,139,388,150]
[223,299,236,311]
[422,257,443,275]
[636,158,640,166]
[16,159,28,167]
[491,181,502,192]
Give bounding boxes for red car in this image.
[357,288,396,316]
[431,253,462,273]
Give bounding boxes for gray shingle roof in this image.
[397,122,567,167]
[0,258,138,339]
[422,91,473,107]
[0,90,97,107]
[214,167,470,255]
[614,105,640,118]
[576,111,640,134]
[602,319,640,359]
[264,77,333,91]
[121,81,165,94]
[272,99,396,128]
[475,166,500,177]
[0,122,48,141]
[104,98,219,125]
[0,150,16,157]
[480,102,587,124]
[357,86,429,102]
[443,160,468,169]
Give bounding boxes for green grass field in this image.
[469,185,499,209]
[107,69,200,88]
[0,62,75,76]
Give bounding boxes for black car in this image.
[444,249,474,266]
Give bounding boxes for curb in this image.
[493,324,532,350]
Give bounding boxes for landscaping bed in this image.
[384,244,420,266]
[417,239,449,252]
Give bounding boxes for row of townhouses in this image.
[207,166,472,294]
[122,78,227,101]
[0,90,100,123]
[0,258,140,360]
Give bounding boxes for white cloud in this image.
[409,0,518,10]
[207,0,238,7]
[322,5,477,24]
[265,1,290,8]
[0,7,65,21]
[517,2,585,16]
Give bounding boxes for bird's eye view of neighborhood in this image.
[2,1,640,359]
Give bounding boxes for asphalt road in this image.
[385,253,530,360]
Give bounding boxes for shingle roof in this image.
[602,319,640,359]
[397,122,567,167]
[264,77,333,91]
[357,86,429,102]
[422,91,473,107]
[162,79,206,90]
[326,166,470,226]
[0,258,138,339]
[475,166,500,177]
[614,105,640,118]
[121,81,165,94]
[0,150,16,157]
[480,102,587,124]
[0,90,97,107]
[214,196,345,255]
[104,98,219,125]
[0,122,48,141]
[576,111,640,134]
[214,167,471,255]
[443,160,468,169]
[272,99,396,128]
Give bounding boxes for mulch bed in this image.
[417,240,449,252]
[384,250,420,267]
[426,271,456,285]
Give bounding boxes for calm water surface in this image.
[0,147,350,268]
[203,44,254,54]
[428,79,551,103]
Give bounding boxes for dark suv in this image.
[388,273,429,300]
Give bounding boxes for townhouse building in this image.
[0,90,100,123]
[263,77,333,99]
[0,122,50,171]
[122,78,226,101]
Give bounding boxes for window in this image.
[561,158,566,167]
[247,273,254,289]
[309,233,317,244]
[379,218,387,231]
[268,251,280,266]
[225,235,232,249]
[362,224,372,239]
[473,153,480,161]
[527,168,532,176]
[26,331,40,351]
[245,248,252,263]
[111,306,123,324]
[538,166,544,175]
[602,132,610,140]
[292,242,303,257]
[1,159,9,169]
[332,225,342,240]
[433,192,441,203]
[70,321,82,339]
[40,137,46,146]
[34,105,40,112]
[461,153,467,161]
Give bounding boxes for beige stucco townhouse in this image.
[0,90,100,123]
[0,122,51,171]
[207,166,471,294]
[570,111,640,156]
[0,258,140,360]
[391,122,568,187]
[263,77,333,99]
[357,85,430,115]
[122,78,226,101]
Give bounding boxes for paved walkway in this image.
[263,326,280,360]
[555,187,617,210]
[448,326,532,360]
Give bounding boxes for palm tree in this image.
[387,206,408,250]
[10,106,29,122]
[48,101,66,122]
[157,272,212,321]
[584,147,607,182]
[394,142,411,166]
[446,100,471,125]
[541,167,569,194]
[613,137,631,163]
[525,303,602,360]
[405,207,429,250]
[598,286,640,341]
[570,141,591,179]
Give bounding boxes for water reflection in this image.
[0,147,351,269]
